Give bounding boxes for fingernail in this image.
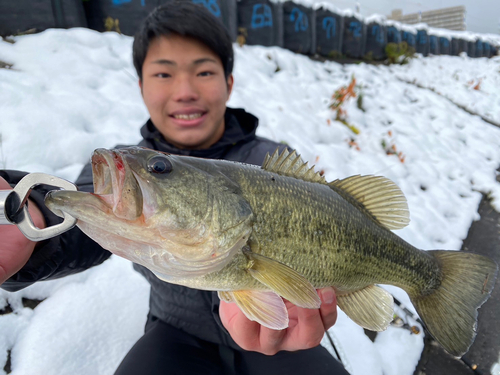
[321,287,335,304]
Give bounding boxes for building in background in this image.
[388,6,466,31]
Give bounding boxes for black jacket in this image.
[1,108,287,349]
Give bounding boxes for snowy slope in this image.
[1,28,500,375]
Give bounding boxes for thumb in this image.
[0,176,12,190]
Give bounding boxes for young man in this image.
[0,2,348,374]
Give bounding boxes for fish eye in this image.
[148,156,172,174]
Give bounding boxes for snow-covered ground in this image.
[1,28,500,375]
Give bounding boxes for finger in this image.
[257,325,287,355]
[27,198,46,229]
[279,305,324,351]
[0,177,42,285]
[219,301,262,351]
[0,225,34,284]
[0,177,12,189]
[318,287,338,330]
[295,305,325,348]
[0,177,45,228]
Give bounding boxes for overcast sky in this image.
[331,0,500,35]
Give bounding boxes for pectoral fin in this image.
[243,250,321,309]
[336,285,394,332]
[218,290,289,330]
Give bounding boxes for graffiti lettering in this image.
[112,0,145,6]
[349,21,361,39]
[192,0,221,17]
[403,31,415,45]
[387,27,400,43]
[322,17,336,39]
[290,8,308,32]
[430,36,437,50]
[251,4,272,29]
[371,25,384,44]
[417,30,427,45]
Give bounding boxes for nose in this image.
[172,75,199,102]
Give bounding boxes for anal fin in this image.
[336,285,394,332]
[218,291,234,303]
[218,290,289,330]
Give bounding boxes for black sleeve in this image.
[0,167,112,292]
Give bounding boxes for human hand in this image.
[219,287,337,355]
[0,177,45,284]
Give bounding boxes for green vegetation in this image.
[385,42,415,65]
[237,28,248,47]
[105,17,121,33]
[327,50,343,59]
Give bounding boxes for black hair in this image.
[133,1,234,81]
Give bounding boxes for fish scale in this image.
[207,164,437,294]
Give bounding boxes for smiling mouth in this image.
[172,112,205,120]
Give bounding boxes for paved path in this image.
[414,195,500,375]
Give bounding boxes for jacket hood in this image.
[139,107,258,159]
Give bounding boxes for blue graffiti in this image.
[417,30,427,45]
[290,8,308,32]
[430,36,437,50]
[440,38,449,48]
[349,21,361,39]
[322,17,336,39]
[192,0,221,17]
[251,4,272,29]
[112,0,146,5]
[387,27,400,43]
[403,31,415,46]
[371,25,384,44]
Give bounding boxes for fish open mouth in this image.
[91,149,143,220]
[92,150,122,207]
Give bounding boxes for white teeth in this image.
[174,113,203,120]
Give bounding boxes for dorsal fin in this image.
[262,148,326,184]
[263,149,409,230]
[329,175,410,230]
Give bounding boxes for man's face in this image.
[140,34,233,150]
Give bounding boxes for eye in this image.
[198,71,213,77]
[148,156,172,174]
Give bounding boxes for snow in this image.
[398,22,419,34]
[1,27,500,375]
[428,27,452,39]
[312,2,341,14]
[364,14,387,25]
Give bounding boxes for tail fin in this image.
[411,250,497,357]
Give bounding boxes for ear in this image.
[226,74,234,98]
[138,79,143,95]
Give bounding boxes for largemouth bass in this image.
[45,146,498,357]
